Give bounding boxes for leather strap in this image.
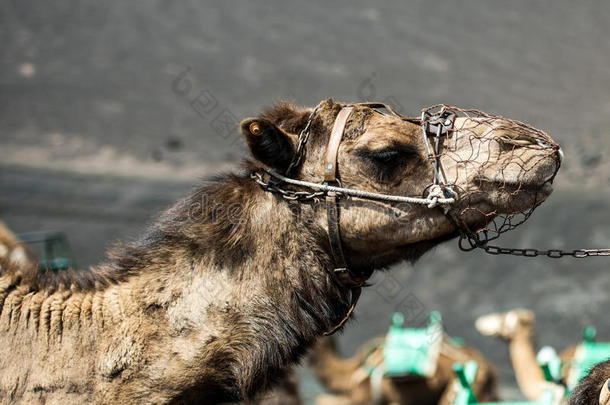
[324,286,361,336]
[321,103,419,334]
[322,106,366,336]
[324,106,354,182]
[356,102,402,117]
[356,102,421,125]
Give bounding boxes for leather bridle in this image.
[255,102,459,335]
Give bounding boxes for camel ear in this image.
[241,118,296,172]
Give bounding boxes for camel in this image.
[310,314,497,405]
[569,360,610,405]
[0,99,561,404]
[476,309,610,403]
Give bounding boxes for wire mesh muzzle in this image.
[421,105,561,244]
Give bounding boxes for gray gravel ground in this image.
[1,1,610,402]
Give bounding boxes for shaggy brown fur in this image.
[0,99,560,404]
[570,360,610,405]
[310,335,497,405]
[240,372,301,405]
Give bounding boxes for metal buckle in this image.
[425,110,455,138]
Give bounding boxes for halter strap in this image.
[324,106,353,182]
[322,106,371,335]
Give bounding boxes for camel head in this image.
[242,99,561,266]
[475,309,535,340]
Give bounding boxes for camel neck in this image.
[126,172,354,401]
[508,327,546,401]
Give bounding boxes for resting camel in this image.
[310,331,497,404]
[0,99,561,404]
[476,309,610,403]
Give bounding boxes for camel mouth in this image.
[476,146,561,196]
[435,176,555,245]
[488,178,554,199]
[457,177,554,215]
[535,181,554,198]
[472,171,556,204]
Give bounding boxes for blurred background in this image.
[1,1,609,402]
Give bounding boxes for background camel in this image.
[0,99,561,403]
[476,309,610,403]
[310,317,497,405]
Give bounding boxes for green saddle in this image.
[452,361,563,405]
[382,311,443,377]
[536,325,610,397]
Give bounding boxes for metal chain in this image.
[285,105,320,176]
[481,245,610,258]
[250,172,325,201]
[459,235,610,258]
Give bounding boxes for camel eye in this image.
[357,146,417,167]
[356,145,419,182]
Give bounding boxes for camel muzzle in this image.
[419,104,562,247]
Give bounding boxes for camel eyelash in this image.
[356,145,419,182]
[356,145,418,166]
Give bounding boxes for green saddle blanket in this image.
[383,312,443,377]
